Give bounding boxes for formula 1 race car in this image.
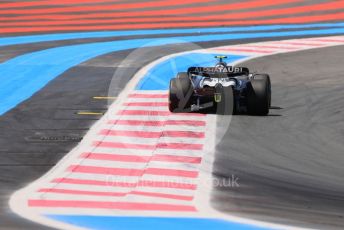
[168,56,271,115]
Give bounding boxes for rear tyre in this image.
[247,76,270,116]
[215,85,235,115]
[169,78,192,112]
[177,72,188,80]
[253,74,271,107]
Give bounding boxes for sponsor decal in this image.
[194,66,243,73]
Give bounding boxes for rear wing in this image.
[187,66,249,77]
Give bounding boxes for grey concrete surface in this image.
[212,45,344,229]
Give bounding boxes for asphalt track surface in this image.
[1,0,344,229]
[213,45,344,230]
[0,40,343,229]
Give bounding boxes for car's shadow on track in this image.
[186,105,284,116]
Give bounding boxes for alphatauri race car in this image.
[168,56,271,115]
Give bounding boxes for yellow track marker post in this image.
[76,111,104,115]
[92,96,117,100]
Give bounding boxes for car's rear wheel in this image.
[177,72,188,80]
[169,77,192,112]
[214,85,235,115]
[253,74,271,107]
[247,76,270,115]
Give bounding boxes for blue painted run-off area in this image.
[136,52,246,90]
[1,26,344,115]
[47,215,268,230]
